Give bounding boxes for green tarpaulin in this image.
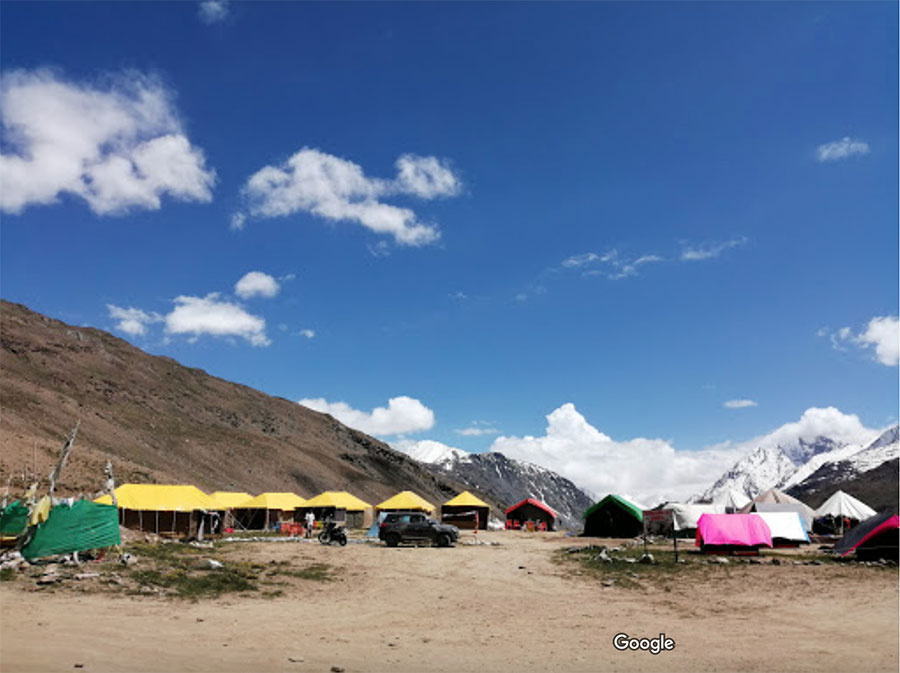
[0,500,29,537]
[21,501,121,560]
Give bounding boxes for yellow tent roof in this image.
[209,491,254,508]
[93,484,219,511]
[235,492,306,511]
[304,491,372,511]
[375,490,435,513]
[443,491,490,509]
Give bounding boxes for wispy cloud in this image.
[455,421,499,436]
[680,236,747,262]
[816,137,870,162]
[1,69,215,216]
[297,329,315,339]
[824,316,899,366]
[237,148,461,247]
[723,399,758,409]
[198,1,229,24]
[562,249,664,280]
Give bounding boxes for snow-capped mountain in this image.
[397,443,594,529]
[697,426,899,503]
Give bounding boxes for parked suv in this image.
[378,511,459,547]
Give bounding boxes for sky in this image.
[1,2,897,502]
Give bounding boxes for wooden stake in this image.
[48,422,80,498]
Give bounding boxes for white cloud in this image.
[239,147,461,246]
[107,304,162,336]
[680,237,747,261]
[198,0,229,24]
[165,293,270,346]
[563,249,663,280]
[234,271,280,299]
[723,407,878,455]
[723,399,758,409]
[0,69,215,215]
[298,329,315,339]
[824,316,899,366]
[229,212,246,231]
[298,396,435,436]
[490,403,745,505]
[455,426,499,437]
[448,291,468,301]
[816,137,870,162]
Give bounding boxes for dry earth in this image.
[1,532,898,673]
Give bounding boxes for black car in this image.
[378,511,459,547]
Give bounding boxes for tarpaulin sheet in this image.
[696,513,772,548]
[0,500,29,537]
[755,512,809,543]
[22,501,121,560]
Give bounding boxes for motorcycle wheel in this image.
[317,531,329,545]
[338,534,347,546]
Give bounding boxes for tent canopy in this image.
[814,490,877,521]
[755,512,809,543]
[584,495,643,522]
[376,491,435,513]
[506,498,556,518]
[304,491,371,511]
[209,491,254,509]
[741,489,815,528]
[712,489,751,510]
[94,484,219,511]
[833,513,899,557]
[236,492,306,511]
[444,491,490,509]
[667,503,722,531]
[696,513,773,548]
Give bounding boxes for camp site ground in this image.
[1,530,897,673]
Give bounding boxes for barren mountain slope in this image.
[0,300,469,506]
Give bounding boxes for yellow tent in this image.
[237,492,306,511]
[376,491,435,514]
[209,491,254,509]
[443,491,490,508]
[304,491,371,511]
[94,484,219,511]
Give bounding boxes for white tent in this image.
[668,503,723,531]
[814,490,877,521]
[755,512,809,544]
[712,489,751,512]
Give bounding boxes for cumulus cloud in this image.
[298,396,435,436]
[562,250,663,280]
[198,1,229,23]
[816,137,870,162]
[486,403,877,505]
[680,237,747,261]
[823,316,899,366]
[107,304,162,336]
[723,399,758,409]
[238,148,461,246]
[234,271,280,299]
[165,293,270,346]
[297,329,315,339]
[0,69,215,215]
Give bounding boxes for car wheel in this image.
[436,533,451,548]
[385,533,400,547]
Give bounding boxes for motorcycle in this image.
[317,520,347,546]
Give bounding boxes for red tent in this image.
[505,498,557,531]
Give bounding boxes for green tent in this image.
[0,500,30,537]
[21,501,121,561]
[583,494,644,538]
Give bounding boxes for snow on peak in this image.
[393,439,470,465]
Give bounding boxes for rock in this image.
[73,573,100,580]
[330,667,345,673]
[601,579,616,587]
[639,553,655,564]
[37,574,61,585]
[749,558,761,565]
[287,657,304,663]
[769,558,780,565]
[596,550,613,563]
[203,559,223,570]
[120,553,137,567]
[622,557,637,564]
[809,560,823,566]
[709,557,729,565]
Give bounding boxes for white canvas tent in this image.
[814,490,877,522]
[712,489,751,512]
[755,512,809,545]
[668,503,722,531]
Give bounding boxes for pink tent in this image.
[695,513,773,548]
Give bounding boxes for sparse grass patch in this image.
[0,567,17,582]
[268,562,335,582]
[555,547,715,590]
[130,565,256,600]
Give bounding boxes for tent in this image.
[21,500,121,561]
[506,498,556,531]
[814,491,877,534]
[95,484,222,536]
[375,491,435,515]
[755,512,809,547]
[740,489,815,531]
[209,491,253,531]
[302,491,373,528]
[232,492,307,530]
[667,503,723,533]
[583,495,644,538]
[833,513,899,561]
[442,491,490,530]
[712,489,751,512]
[695,513,773,554]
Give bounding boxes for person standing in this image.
[305,509,315,538]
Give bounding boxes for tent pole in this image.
[139,509,143,531]
[156,510,159,535]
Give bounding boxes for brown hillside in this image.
[0,300,469,506]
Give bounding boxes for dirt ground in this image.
[1,531,897,673]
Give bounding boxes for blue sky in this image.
[1,2,897,499]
